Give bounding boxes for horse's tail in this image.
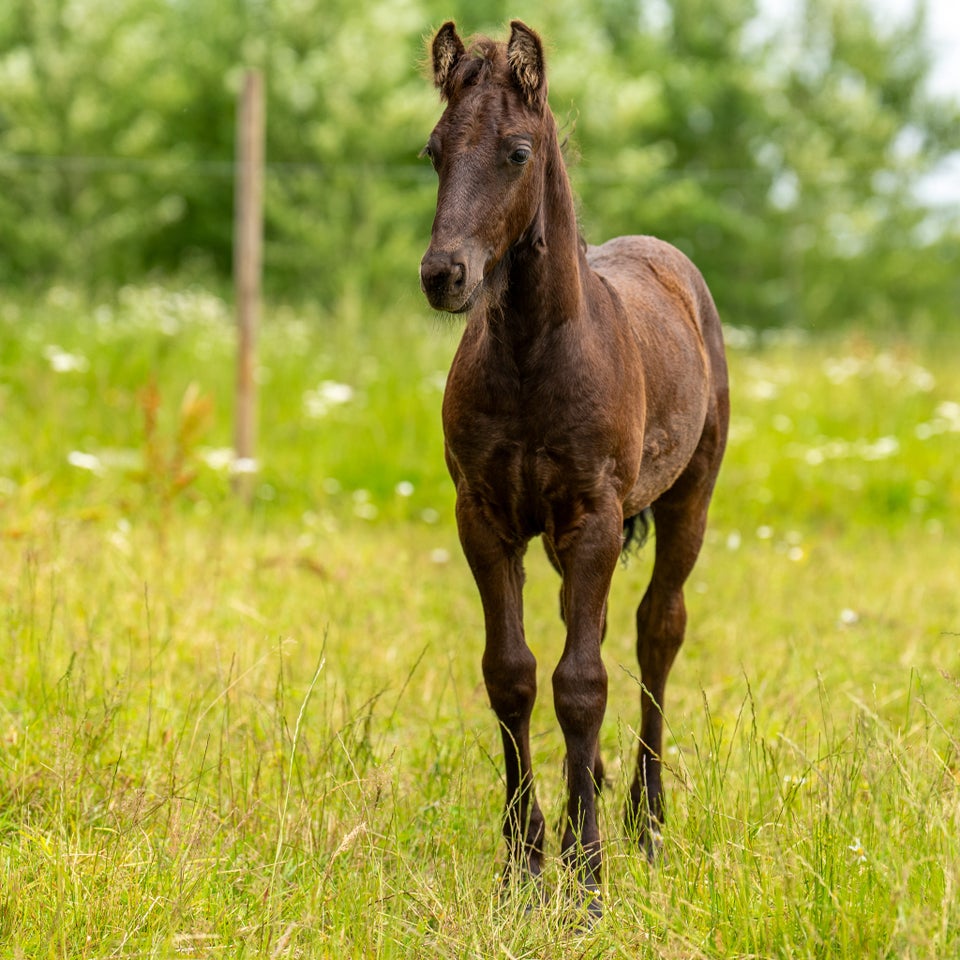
[622,507,653,560]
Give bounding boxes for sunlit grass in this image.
[0,285,958,956]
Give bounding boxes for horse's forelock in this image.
[444,36,508,98]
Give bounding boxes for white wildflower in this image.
[303,381,354,419]
[848,838,867,864]
[935,401,960,429]
[908,366,935,392]
[200,447,236,471]
[721,325,757,350]
[67,451,103,473]
[857,436,899,461]
[44,345,89,373]
[748,379,778,401]
[107,519,132,555]
[352,489,377,520]
[231,457,259,475]
[823,356,863,384]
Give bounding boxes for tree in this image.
[0,0,956,329]
[0,0,189,283]
[549,0,960,328]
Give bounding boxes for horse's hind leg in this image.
[626,477,716,859]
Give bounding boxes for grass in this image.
[0,284,958,957]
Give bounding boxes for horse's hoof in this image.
[571,887,603,931]
[642,826,665,865]
[498,866,545,914]
[625,806,665,864]
[524,876,546,914]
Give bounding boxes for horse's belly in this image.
[624,435,690,514]
[624,388,710,515]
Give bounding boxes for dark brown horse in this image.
[420,20,729,919]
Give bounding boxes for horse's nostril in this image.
[420,250,473,309]
[420,256,448,294]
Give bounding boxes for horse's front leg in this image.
[551,506,622,921]
[456,495,545,890]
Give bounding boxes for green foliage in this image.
[1,287,959,955]
[0,0,958,327]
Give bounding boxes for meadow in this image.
[0,285,958,958]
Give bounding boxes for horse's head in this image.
[420,21,551,314]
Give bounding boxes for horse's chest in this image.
[444,404,616,541]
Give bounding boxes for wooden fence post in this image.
[233,70,265,502]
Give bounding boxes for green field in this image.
[1,286,958,958]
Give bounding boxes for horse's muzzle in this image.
[419,248,480,313]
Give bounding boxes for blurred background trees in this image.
[0,0,957,329]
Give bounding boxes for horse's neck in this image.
[496,146,587,340]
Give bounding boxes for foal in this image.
[420,20,729,918]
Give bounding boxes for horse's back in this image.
[587,234,727,385]
[588,235,717,334]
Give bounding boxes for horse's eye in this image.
[509,147,531,166]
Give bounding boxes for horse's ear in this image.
[507,20,546,107]
[432,21,465,98]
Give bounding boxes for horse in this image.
[419,20,729,920]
